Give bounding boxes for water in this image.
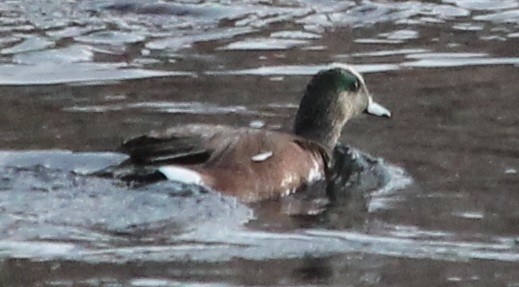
[0,0,518,286]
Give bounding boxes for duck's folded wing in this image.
[119,130,211,165]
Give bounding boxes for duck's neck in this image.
[293,104,346,153]
[293,77,352,154]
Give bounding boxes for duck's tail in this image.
[89,160,166,183]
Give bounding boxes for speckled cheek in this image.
[337,93,354,121]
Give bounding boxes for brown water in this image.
[1,0,519,286]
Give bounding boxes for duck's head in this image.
[293,64,391,151]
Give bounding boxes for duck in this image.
[100,64,391,203]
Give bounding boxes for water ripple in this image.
[64,101,276,116]
[0,149,415,264]
[0,63,188,85]
[0,0,516,85]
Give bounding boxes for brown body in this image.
[120,124,327,203]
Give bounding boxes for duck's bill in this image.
[365,98,391,117]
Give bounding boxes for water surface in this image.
[0,0,518,286]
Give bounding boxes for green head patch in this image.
[309,67,362,94]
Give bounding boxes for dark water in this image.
[1,0,518,286]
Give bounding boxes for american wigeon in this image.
[101,64,391,202]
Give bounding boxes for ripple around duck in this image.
[0,148,496,266]
[0,149,415,263]
[0,151,254,255]
[0,149,516,265]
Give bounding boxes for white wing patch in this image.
[158,166,203,185]
[251,151,273,162]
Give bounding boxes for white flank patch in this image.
[307,159,324,182]
[158,166,203,185]
[251,151,273,162]
[282,188,296,197]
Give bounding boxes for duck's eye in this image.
[349,80,360,92]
